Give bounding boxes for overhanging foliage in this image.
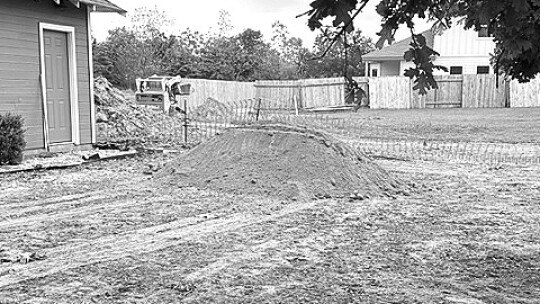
[304,0,540,94]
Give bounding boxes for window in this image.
[450,66,463,75]
[478,25,494,38]
[371,69,378,77]
[477,66,490,74]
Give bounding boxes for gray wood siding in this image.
[0,0,92,150]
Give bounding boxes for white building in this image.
[363,26,495,77]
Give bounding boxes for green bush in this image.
[0,113,26,165]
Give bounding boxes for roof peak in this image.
[363,29,435,61]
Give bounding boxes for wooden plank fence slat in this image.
[184,78,256,108]
[255,77,347,109]
[369,76,411,109]
[419,75,462,108]
[510,78,540,107]
[302,78,346,108]
[462,75,506,108]
[256,79,299,109]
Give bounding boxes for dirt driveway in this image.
[1,151,539,303]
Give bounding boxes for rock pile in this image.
[94,77,187,147]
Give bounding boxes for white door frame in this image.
[39,22,80,149]
[87,7,97,144]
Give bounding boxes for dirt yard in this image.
[1,109,539,304]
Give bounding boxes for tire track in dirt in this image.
[0,200,318,288]
[0,192,128,219]
[0,191,102,210]
[0,194,169,231]
[0,184,156,211]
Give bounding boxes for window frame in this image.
[449,66,463,75]
[477,66,490,74]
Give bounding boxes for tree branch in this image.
[309,0,370,61]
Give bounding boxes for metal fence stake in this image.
[183,98,188,143]
[256,98,262,121]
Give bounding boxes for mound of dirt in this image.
[155,124,407,200]
[191,97,233,120]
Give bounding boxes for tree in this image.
[306,30,374,78]
[93,27,182,89]
[281,37,310,79]
[93,27,142,88]
[270,21,309,79]
[271,21,290,55]
[217,10,233,37]
[129,6,175,39]
[303,0,540,94]
[236,29,275,80]
[194,29,275,81]
[92,6,182,89]
[167,29,207,77]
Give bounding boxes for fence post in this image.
[255,98,262,121]
[505,80,511,108]
[297,80,304,109]
[183,98,188,143]
[254,80,261,104]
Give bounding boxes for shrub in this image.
[0,113,26,165]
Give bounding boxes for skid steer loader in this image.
[135,75,190,114]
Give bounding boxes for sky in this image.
[91,0,430,48]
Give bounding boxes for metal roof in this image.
[53,0,127,15]
[363,30,434,61]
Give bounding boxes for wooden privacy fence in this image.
[368,77,411,109]
[369,75,509,109]
[184,78,256,108]
[254,77,348,109]
[253,75,514,110]
[181,75,540,110]
[510,77,540,107]
[253,80,299,109]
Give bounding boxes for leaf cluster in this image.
[307,0,359,33]
[403,34,448,94]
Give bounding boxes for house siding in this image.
[433,56,492,75]
[366,26,496,77]
[432,26,495,75]
[0,0,92,150]
[434,26,494,57]
[392,56,493,77]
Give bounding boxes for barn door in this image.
[44,29,72,144]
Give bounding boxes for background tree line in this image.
[92,7,375,89]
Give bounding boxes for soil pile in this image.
[156,124,407,199]
[94,76,186,146]
[191,97,233,120]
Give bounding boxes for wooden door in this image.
[44,30,72,143]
